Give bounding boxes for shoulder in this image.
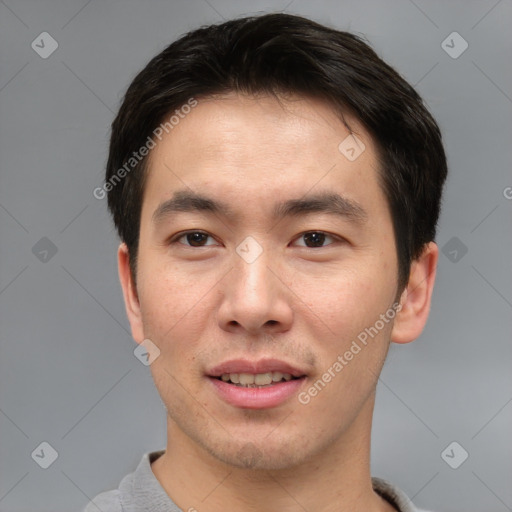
[81,453,147,512]
[83,489,122,512]
[82,450,167,512]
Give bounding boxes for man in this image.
[86,12,447,512]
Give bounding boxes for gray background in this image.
[1,1,511,511]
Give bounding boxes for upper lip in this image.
[207,358,307,378]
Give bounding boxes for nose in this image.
[216,245,294,336]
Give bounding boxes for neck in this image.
[151,392,396,512]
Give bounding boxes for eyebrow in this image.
[152,189,367,226]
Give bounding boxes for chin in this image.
[203,435,312,471]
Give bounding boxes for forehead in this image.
[142,93,388,224]
[150,93,370,166]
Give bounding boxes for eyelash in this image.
[169,230,342,248]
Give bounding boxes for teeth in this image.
[254,373,272,385]
[272,371,283,382]
[219,371,296,386]
[239,373,255,385]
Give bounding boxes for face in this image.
[121,92,406,471]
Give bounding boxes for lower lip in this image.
[208,377,306,409]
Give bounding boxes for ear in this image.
[391,242,438,344]
[118,242,145,344]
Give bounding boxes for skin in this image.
[118,92,438,512]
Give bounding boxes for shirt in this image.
[83,450,432,512]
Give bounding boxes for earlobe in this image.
[391,242,438,344]
[117,243,145,344]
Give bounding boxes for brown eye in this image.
[174,231,217,247]
[294,231,335,248]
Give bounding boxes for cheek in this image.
[292,265,395,369]
[292,266,380,328]
[137,263,216,355]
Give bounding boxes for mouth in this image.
[212,371,303,388]
[206,359,308,409]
